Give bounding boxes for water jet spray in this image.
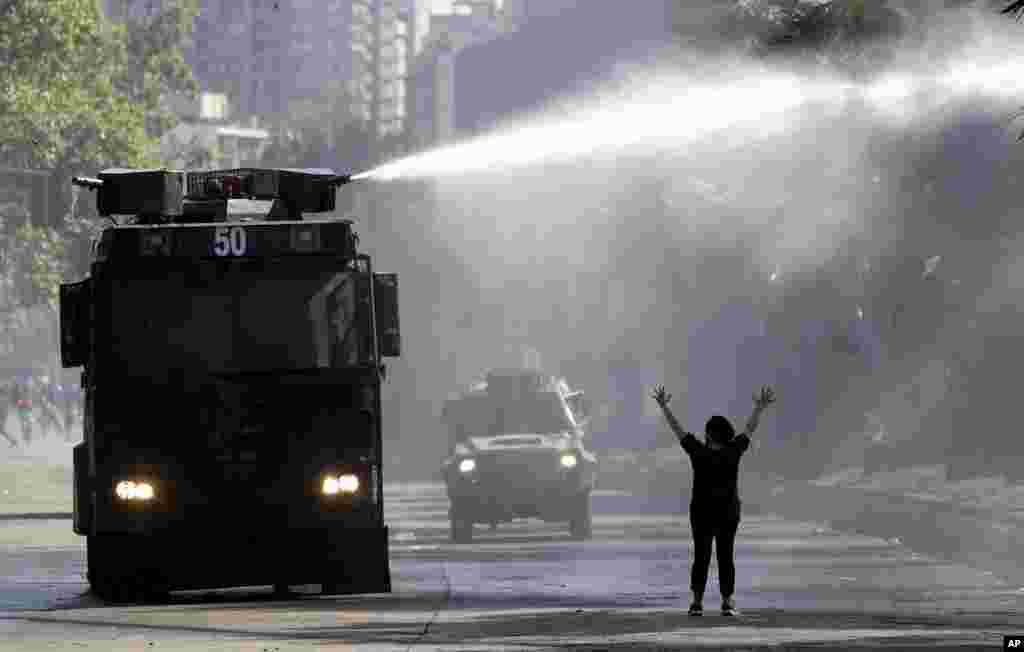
[351,57,1024,185]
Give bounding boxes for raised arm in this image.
[743,386,776,436]
[651,385,695,448]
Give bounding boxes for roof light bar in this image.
[72,168,356,218]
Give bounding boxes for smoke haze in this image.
[363,3,1024,484]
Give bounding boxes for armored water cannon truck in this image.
[60,167,399,601]
[441,369,597,543]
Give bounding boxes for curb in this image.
[0,512,72,521]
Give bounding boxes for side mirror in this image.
[374,273,401,358]
[59,280,92,368]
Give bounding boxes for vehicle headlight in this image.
[323,476,340,495]
[337,474,360,493]
[322,473,360,496]
[560,454,578,469]
[115,480,155,501]
[458,458,476,473]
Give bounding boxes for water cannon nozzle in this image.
[329,174,354,187]
[72,176,103,191]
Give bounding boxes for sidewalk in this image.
[0,427,73,517]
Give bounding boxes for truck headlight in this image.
[560,454,578,469]
[115,480,155,501]
[322,473,360,495]
[458,458,476,473]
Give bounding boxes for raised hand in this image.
[753,386,776,409]
[651,384,671,407]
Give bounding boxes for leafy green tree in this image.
[0,220,67,362]
[106,0,200,138]
[261,83,373,171]
[0,1,149,169]
[4,223,66,313]
[0,0,199,224]
[161,128,220,169]
[0,0,200,347]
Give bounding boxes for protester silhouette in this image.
[652,383,776,616]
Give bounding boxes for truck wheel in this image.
[87,535,165,603]
[449,506,473,544]
[87,562,120,603]
[569,492,592,541]
[89,563,162,603]
[323,525,392,595]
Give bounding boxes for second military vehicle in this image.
[441,369,596,543]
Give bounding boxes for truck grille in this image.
[476,449,559,489]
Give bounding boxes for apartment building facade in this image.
[106,0,424,145]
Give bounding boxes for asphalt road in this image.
[0,484,1021,650]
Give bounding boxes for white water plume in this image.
[355,55,1024,183]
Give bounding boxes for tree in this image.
[0,1,149,167]
[0,0,200,348]
[998,1,1024,138]
[261,85,373,172]
[0,219,68,367]
[0,0,199,225]
[161,127,220,169]
[106,0,200,138]
[723,0,908,75]
[1004,0,1024,18]
[3,223,66,313]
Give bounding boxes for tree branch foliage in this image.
[4,223,66,312]
[1004,0,1024,19]
[0,0,198,315]
[260,83,373,171]
[0,0,198,196]
[719,0,908,74]
[108,0,200,138]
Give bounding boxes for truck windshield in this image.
[444,394,575,443]
[108,260,361,377]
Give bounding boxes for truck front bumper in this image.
[445,467,593,521]
[87,523,390,593]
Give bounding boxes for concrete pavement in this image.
[0,483,1019,650]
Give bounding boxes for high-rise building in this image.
[409,0,504,150]
[104,1,421,145]
[191,1,360,119]
[354,0,411,139]
[450,1,729,136]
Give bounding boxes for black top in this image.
[680,432,750,516]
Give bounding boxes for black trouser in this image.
[689,506,741,599]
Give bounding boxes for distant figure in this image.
[652,383,776,617]
[37,376,63,437]
[60,382,80,439]
[11,378,34,444]
[0,381,16,447]
[863,410,890,476]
